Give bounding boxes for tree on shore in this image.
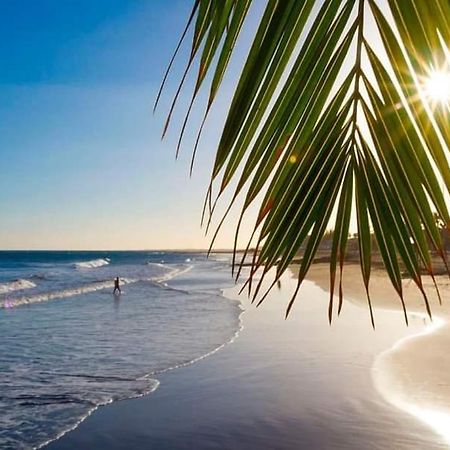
[156,0,450,325]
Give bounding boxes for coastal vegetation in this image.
[156,0,450,324]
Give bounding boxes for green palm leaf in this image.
[157,0,450,322]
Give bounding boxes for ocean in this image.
[0,251,241,449]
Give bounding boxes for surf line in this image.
[2,264,194,309]
[371,311,450,445]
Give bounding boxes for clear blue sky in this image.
[0,0,248,250]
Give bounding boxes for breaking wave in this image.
[1,265,193,309]
[75,258,110,269]
[0,279,36,295]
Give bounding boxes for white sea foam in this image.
[75,258,110,269]
[0,279,36,295]
[372,312,449,444]
[2,280,116,309]
[1,264,193,309]
[153,264,194,283]
[1,278,137,309]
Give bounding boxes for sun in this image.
[423,69,450,104]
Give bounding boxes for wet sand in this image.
[304,263,450,444]
[47,270,446,449]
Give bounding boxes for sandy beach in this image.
[46,265,449,449]
[305,263,450,444]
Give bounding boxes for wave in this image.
[1,264,194,309]
[1,279,127,309]
[0,279,36,295]
[152,263,194,283]
[75,258,110,269]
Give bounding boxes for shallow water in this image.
[0,251,241,449]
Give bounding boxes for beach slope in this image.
[47,270,445,449]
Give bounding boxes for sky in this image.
[0,0,249,250]
[0,1,401,251]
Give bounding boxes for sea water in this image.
[0,251,241,449]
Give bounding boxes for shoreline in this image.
[46,267,446,449]
[302,262,450,445]
[40,303,246,450]
[39,264,245,450]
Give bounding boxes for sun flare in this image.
[424,69,450,104]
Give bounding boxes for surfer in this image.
[113,277,121,294]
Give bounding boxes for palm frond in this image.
[157,0,450,323]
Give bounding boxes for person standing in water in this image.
[113,277,121,294]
